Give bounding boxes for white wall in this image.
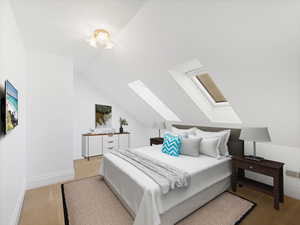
[73,74,151,159]
[26,51,74,189]
[84,0,300,199]
[84,0,300,146]
[0,0,27,224]
[0,2,152,224]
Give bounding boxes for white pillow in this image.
[181,137,203,157]
[199,137,222,159]
[195,129,231,156]
[171,127,197,137]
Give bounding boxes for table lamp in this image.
[152,121,166,138]
[239,127,271,161]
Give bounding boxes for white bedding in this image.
[100,145,232,225]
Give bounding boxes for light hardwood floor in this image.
[19,156,300,225]
[18,157,102,225]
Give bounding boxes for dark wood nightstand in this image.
[231,156,284,210]
[150,137,164,146]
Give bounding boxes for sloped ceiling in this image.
[83,0,300,148]
[10,0,300,148]
[11,0,147,72]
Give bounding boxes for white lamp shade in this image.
[152,121,166,129]
[240,127,271,142]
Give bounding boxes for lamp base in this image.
[244,155,264,161]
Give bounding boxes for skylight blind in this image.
[196,74,227,103]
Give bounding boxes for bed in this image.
[100,125,244,225]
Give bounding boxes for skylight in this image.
[195,73,227,103]
[128,80,181,122]
[169,59,242,124]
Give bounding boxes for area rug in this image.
[62,176,256,225]
[176,192,256,225]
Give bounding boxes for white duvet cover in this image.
[100,145,231,225]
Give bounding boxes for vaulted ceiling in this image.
[11,0,300,148]
[83,0,300,148]
[11,0,147,72]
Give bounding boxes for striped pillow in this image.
[162,133,182,157]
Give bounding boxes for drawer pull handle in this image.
[108,147,114,150]
[108,141,114,143]
[249,166,254,169]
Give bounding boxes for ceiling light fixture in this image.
[87,29,114,49]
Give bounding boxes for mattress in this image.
[100,145,232,225]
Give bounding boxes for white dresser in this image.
[82,132,130,159]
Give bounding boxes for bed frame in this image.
[171,124,244,157]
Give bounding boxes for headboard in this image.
[172,124,244,156]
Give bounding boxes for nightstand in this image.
[231,156,284,210]
[150,137,164,146]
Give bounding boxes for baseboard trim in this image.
[27,170,74,190]
[73,155,84,160]
[10,186,25,225]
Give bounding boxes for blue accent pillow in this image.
[161,133,182,157]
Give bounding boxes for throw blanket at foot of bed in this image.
[100,148,192,225]
[110,149,191,194]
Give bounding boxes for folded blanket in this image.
[110,149,191,194]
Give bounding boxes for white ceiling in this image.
[9,0,300,148]
[11,0,147,72]
[82,0,300,148]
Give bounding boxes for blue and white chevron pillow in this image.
[161,133,182,157]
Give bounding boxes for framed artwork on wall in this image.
[95,104,112,128]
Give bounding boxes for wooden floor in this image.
[19,157,102,225]
[19,156,300,225]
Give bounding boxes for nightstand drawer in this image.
[233,160,274,176]
[152,140,163,145]
[150,137,164,146]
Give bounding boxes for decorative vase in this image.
[119,126,123,133]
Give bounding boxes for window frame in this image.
[128,80,181,122]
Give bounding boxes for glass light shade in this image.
[88,38,97,48]
[104,41,114,49]
[87,29,113,49]
[97,31,109,41]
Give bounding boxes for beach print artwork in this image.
[6,81,18,132]
[95,104,112,128]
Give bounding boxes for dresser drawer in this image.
[103,135,115,142]
[103,135,116,144]
[233,160,275,176]
[103,145,115,151]
[104,139,115,146]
